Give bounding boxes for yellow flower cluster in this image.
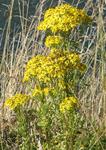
[4,94,30,110]
[23,55,47,82]
[32,87,49,97]
[38,4,92,33]
[23,49,83,85]
[45,36,63,48]
[59,96,78,113]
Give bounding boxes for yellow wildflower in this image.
[23,55,47,82]
[43,87,49,96]
[59,96,78,113]
[38,4,92,33]
[32,87,49,97]
[4,94,30,110]
[23,49,83,89]
[45,35,63,48]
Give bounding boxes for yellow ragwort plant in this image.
[3,4,94,149]
[5,4,91,113]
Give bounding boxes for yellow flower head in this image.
[45,35,63,48]
[43,87,49,96]
[59,96,78,113]
[38,4,92,33]
[4,94,30,110]
[32,87,49,97]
